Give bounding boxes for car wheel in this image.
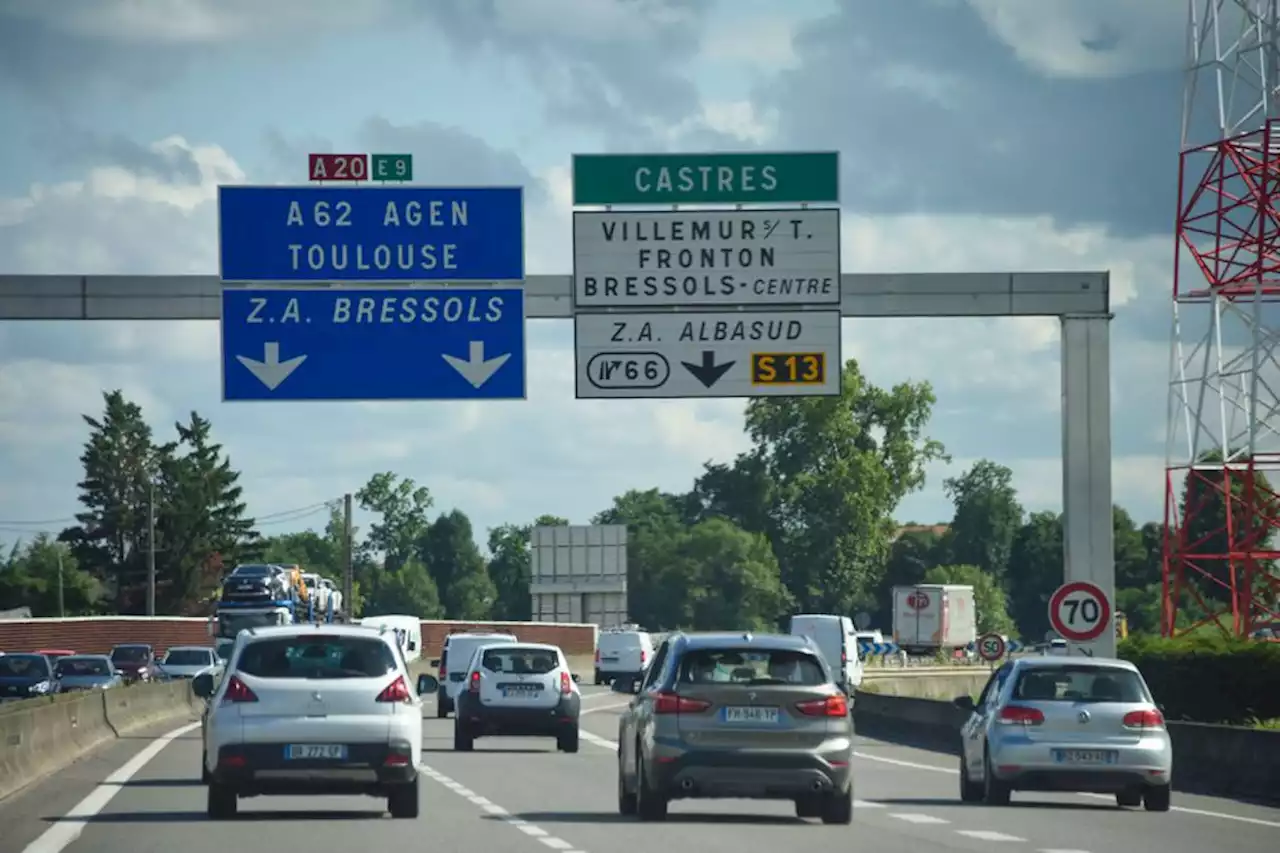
[454,722,474,752]
[1116,789,1142,808]
[200,751,211,784]
[1143,784,1171,812]
[557,725,580,754]
[617,753,637,816]
[819,785,853,825]
[436,691,449,719]
[593,669,603,686]
[206,783,237,819]
[635,755,668,821]
[983,749,1012,805]
[388,778,420,819]
[959,755,983,803]
[795,796,822,818]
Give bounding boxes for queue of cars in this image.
[0,641,229,703]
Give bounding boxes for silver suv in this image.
[613,632,854,823]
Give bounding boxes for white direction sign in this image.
[572,209,841,308]
[574,310,842,399]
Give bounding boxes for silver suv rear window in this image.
[238,636,396,679]
[1012,666,1148,703]
[481,647,559,674]
[678,648,827,686]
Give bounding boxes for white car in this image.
[302,573,330,612]
[159,646,220,680]
[593,628,654,686]
[322,579,343,614]
[433,630,517,718]
[453,642,581,753]
[193,623,435,819]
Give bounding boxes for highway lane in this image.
[5,686,1277,853]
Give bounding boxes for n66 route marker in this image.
[220,287,526,402]
[574,310,841,399]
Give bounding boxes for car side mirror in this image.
[571,673,580,683]
[417,674,439,694]
[408,640,418,651]
[192,672,215,699]
[429,659,441,668]
[952,695,976,712]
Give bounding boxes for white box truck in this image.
[892,584,976,656]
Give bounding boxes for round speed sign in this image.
[1048,581,1112,642]
[976,632,1006,662]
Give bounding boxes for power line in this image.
[0,498,343,532]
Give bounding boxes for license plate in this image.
[501,685,538,697]
[1052,749,1117,765]
[602,656,619,662]
[723,706,779,724]
[285,744,346,760]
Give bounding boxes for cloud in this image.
[756,0,1183,237]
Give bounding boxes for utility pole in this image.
[147,479,157,616]
[56,548,65,618]
[342,493,353,621]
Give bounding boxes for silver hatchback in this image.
[954,657,1172,811]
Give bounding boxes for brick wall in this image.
[0,617,597,658]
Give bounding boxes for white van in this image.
[432,630,517,718]
[593,628,654,685]
[358,615,422,664]
[788,613,864,693]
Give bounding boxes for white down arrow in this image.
[236,342,307,390]
[442,341,511,389]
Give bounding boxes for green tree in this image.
[59,391,157,612]
[941,460,1022,584]
[0,536,101,616]
[1007,511,1063,640]
[740,359,944,615]
[1113,506,1154,590]
[593,489,691,629]
[362,558,442,618]
[419,509,494,619]
[669,518,790,631]
[923,563,1016,636]
[487,514,568,621]
[153,412,257,614]
[356,473,433,571]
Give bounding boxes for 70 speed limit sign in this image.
[1048,581,1112,643]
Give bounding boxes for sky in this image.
[0,0,1217,552]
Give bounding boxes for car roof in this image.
[474,641,562,653]
[1012,656,1139,673]
[165,645,213,652]
[61,654,111,661]
[672,632,818,652]
[111,642,152,648]
[238,624,388,641]
[446,631,516,643]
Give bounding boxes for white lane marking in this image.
[421,761,589,853]
[890,812,950,824]
[1039,849,1094,853]
[853,800,886,809]
[21,721,200,853]
[956,830,1026,842]
[580,701,630,716]
[580,731,620,751]
[856,750,1280,828]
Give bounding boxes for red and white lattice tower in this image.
[1164,0,1280,636]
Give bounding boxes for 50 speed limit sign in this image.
[1048,581,1112,642]
[976,632,1006,662]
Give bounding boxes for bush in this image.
[1119,634,1280,725]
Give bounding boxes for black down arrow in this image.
[681,350,734,388]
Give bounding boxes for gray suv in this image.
[613,632,854,823]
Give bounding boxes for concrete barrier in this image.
[852,691,1280,804]
[0,680,199,802]
[862,668,990,700]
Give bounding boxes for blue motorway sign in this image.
[220,287,525,401]
[218,186,524,282]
